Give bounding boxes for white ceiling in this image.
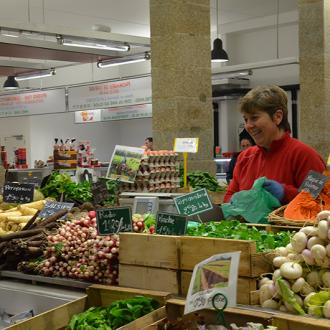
[0,0,298,79]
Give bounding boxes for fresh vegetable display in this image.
[66,296,159,330]
[257,210,330,318]
[132,213,156,234]
[40,172,92,203]
[18,210,119,284]
[186,171,226,192]
[186,220,291,252]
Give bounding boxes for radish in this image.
[291,232,307,253]
[280,262,303,280]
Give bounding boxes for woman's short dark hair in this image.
[145,137,153,142]
[239,85,291,132]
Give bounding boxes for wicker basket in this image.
[268,205,316,227]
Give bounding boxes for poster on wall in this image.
[106,145,144,183]
[68,76,151,111]
[0,89,66,118]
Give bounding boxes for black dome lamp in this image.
[211,0,229,63]
[3,76,19,90]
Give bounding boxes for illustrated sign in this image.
[68,76,151,111]
[174,138,199,153]
[184,251,241,314]
[174,188,213,216]
[0,89,66,118]
[3,182,34,204]
[156,212,187,236]
[106,145,144,183]
[96,207,132,235]
[299,170,329,198]
[39,201,74,219]
[74,109,101,123]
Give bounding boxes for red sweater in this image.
[224,133,326,204]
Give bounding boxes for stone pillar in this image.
[150,0,216,174]
[299,0,330,160]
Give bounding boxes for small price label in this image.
[3,182,34,204]
[39,201,74,219]
[299,170,329,199]
[174,138,199,153]
[174,188,213,216]
[96,207,132,235]
[156,212,187,236]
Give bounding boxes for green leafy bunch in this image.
[186,220,292,252]
[66,296,159,330]
[40,172,92,203]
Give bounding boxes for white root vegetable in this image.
[301,282,315,296]
[292,277,306,293]
[328,215,330,225]
[301,249,315,265]
[323,300,330,318]
[273,256,289,268]
[307,237,325,250]
[304,292,316,307]
[326,244,330,258]
[287,253,304,262]
[291,232,307,253]
[259,283,276,304]
[311,244,327,260]
[258,277,273,288]
[272,269,282,282]
[274,246,288,257]
[275,278,291,293]
[317,210,330,223]
[315,257,330,268]
[261,299,279,309]
[284,295,303,313]
[300,226,318,237]
[322,272,330,288]
[280,262,303,280]
[306,270,322,288]
[318,220,329,240]
[286,243,294,253]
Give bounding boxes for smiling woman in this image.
[224,85,326,205]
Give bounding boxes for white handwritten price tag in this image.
[174,138,199,153]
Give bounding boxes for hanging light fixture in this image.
[15,68,56,81]
[97,52,151,68]
[56,35,130,52]
[3,76,19,89]
[211,0,229,63]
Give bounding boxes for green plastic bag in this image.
[222,177,281,224]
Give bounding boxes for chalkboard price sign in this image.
[299,170,329,198]
[3,182,34,204]
[39,201,74,219]
[174,188,213,216]
[156,212,187,236]
[96,207,132,235]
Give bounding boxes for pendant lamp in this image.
[3,76,19,89]
[211,0,229,63]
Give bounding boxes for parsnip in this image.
[21,200,45,210]
[18,205,38,216]
[6,215,32,223]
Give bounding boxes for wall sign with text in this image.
[69,76,151,111]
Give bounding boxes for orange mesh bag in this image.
[284,191,321,222]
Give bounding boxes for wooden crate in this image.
[119,233,180,269]
[272,314,330,330]
[164,298,273,328]
[180,236,273,277]
[180,271,258,305]
[5,285,170,330]
[119,264,180,294]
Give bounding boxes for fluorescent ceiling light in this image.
[15,68,56,81]
[57,35,130,52]
[97,52,151,68]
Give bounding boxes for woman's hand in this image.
[263,179,284,201]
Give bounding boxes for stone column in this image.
[299,0,330,160]
[150,0,216,174]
